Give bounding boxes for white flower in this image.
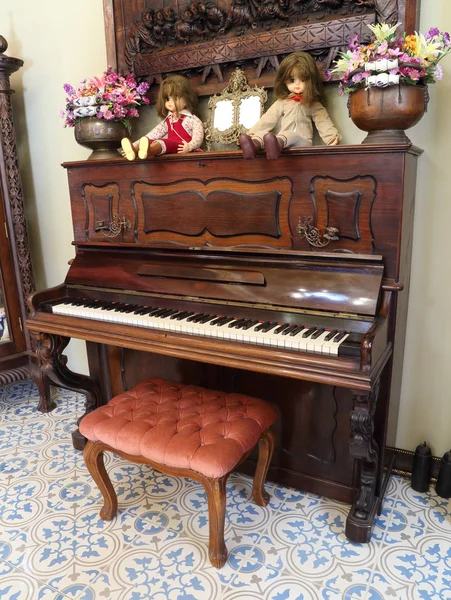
[367,22,401,43]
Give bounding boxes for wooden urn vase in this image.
[349,85,427,144]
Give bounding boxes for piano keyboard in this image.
[45,298,351,356]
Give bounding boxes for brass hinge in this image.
[18,317,23,332]
[4,221,8,239]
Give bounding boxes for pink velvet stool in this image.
[79,378,277,568]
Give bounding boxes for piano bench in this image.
[79,377,277,568]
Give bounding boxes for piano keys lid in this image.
[65,247,385,317]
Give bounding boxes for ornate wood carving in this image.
[346,380,380,540]
[0,35,52,413]
[33,331,103,449]
[104,0,420,97]
[0,46,35,315]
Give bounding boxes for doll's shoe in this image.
[238,134,260,160]
[121,138,137,161]
[138,136,150,159]
[263,133,284,160]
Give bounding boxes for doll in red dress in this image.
[121,75,204,159]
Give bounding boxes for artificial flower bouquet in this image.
[331,23,451,94]
[61,68,150,128]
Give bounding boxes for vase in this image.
[74,117,128,160]
[348,84,427,144]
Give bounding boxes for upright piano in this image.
[27,143,421,543]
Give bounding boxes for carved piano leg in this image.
[28,362,56,413]
[33,332,103,451]
[346,382,381,543]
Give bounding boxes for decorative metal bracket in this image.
[95,214,132,238]
[297,216,339,248]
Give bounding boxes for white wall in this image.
[1,0,450,455]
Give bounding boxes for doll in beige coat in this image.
[239,52,341,160]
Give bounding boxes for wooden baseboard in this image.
[388,446,442,480]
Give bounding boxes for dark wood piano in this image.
[27,143,421,543]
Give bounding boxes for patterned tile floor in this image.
[0,380,450,600]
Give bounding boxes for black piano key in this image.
[210,316,226,325]
[191,314,208,323]
[71,299,86,306]
[198,314,215,324]
[161,309,179,318]
[302,328,316,338]
[289,326,304,336]
[241,320,259,330]
[133,306,154,315]
[122,305,139,313]
[214,317,234,326]
[186,313,201,322]
[274,323,290,334]
[228,319,247,328]
[333,331,348,343]
[150,308,169,317]
[261,322,278,333]
[235,319,253,330]
[175,311,196,321]
[324,330,338,341]
[142,307,160,315]
[282,324,299,336]
[117,305,133,313]
[113,303,129,312]
[253,321,269,332]
[311,328,325,340]
[170,311,188,320]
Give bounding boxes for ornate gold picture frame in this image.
[204,68,267,149]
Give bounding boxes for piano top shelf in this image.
[61,142,423,170]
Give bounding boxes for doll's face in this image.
[285,73,306,96]
[165,95,187,116]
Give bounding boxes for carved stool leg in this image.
[201,475,229,568]
[253,428,275,506]
[84,441,118,520]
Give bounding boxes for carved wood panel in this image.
[103,0,420,97]
[82,183,120,242]
[309,174,376,253]
[132,176,293,246]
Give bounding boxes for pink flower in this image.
[61,68,149,128]
[377,41,388,55]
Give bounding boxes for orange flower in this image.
[404,35,418,54]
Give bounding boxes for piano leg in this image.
[33,332,103,451]
[346,382,381,543]
[28,362,56,412]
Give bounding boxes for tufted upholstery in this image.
[79,378,277,478]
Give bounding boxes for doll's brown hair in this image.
[156,75,199,118]
[273,52,325,106]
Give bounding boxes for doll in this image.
[121,75,204,160]
[239,52,341,160]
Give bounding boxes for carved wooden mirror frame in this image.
[103,0,420,100]
[203,67,267,149]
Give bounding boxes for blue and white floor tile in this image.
[0,380,450,600]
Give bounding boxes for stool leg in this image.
[202,475,228,568]
[84,440,118,520]
[253,428,276,506]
